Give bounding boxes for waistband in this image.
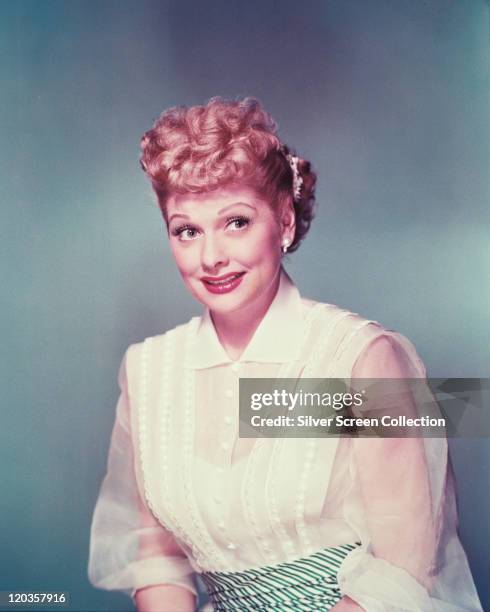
[200,542,361,611]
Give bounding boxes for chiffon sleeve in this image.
[87,346,198,602]
[335,333,483,612]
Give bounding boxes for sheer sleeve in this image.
[336,333,483,611]
[87,346,197,602]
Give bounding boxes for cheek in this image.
[255,228,281,261]
[245,221,281,258]
[234,239,277,266]
[170,243,198,275]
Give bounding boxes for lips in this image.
[201,272,245,285]
[201,271,246,294]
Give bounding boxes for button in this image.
[231,363,240,372]
[224,415,232,425]
[226,542,237,550]
[225,389,233,398]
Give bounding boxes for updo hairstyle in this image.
[140,97,316,253]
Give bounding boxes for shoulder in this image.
[352,328,427,378]
[300,296,382,341]
[121,316,201,379]
[299,297,426,378]
[352,333,412,377]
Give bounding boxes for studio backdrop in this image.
[1,1,488,611]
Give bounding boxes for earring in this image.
[282,238,290,254]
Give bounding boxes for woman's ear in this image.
[280,202,296,243]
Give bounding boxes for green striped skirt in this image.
[200,542,361,611]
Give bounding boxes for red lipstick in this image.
[201,272,246,294]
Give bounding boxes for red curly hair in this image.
[140,97,316,252]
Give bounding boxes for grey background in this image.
[1,1,488,610]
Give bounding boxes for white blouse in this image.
[88,270,483,611]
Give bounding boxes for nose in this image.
[200,233,229,273]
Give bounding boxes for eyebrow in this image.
[168,202,257,223]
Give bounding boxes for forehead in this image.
[166,186,272,219]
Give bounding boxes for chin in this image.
[201,293,248,314]
[190,283,251,314]
[208,299,248,315]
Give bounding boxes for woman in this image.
[88,97,482,611]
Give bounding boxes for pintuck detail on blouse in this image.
[88,270,483,611]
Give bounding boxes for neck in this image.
[210,267,283,361]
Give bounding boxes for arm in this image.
[335,334,439,611]
[88,346,197,610]
[331,595,366,612]
[352,335,437,588]
[134,585,196,612]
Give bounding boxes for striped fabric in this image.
[200,542,361,611]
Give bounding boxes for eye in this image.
[172,224,200,241]
[226,215,251,231]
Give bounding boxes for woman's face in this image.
[165,185,293,316]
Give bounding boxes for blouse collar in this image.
[185,269,305,369]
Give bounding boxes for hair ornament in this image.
[285,153,303,202]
